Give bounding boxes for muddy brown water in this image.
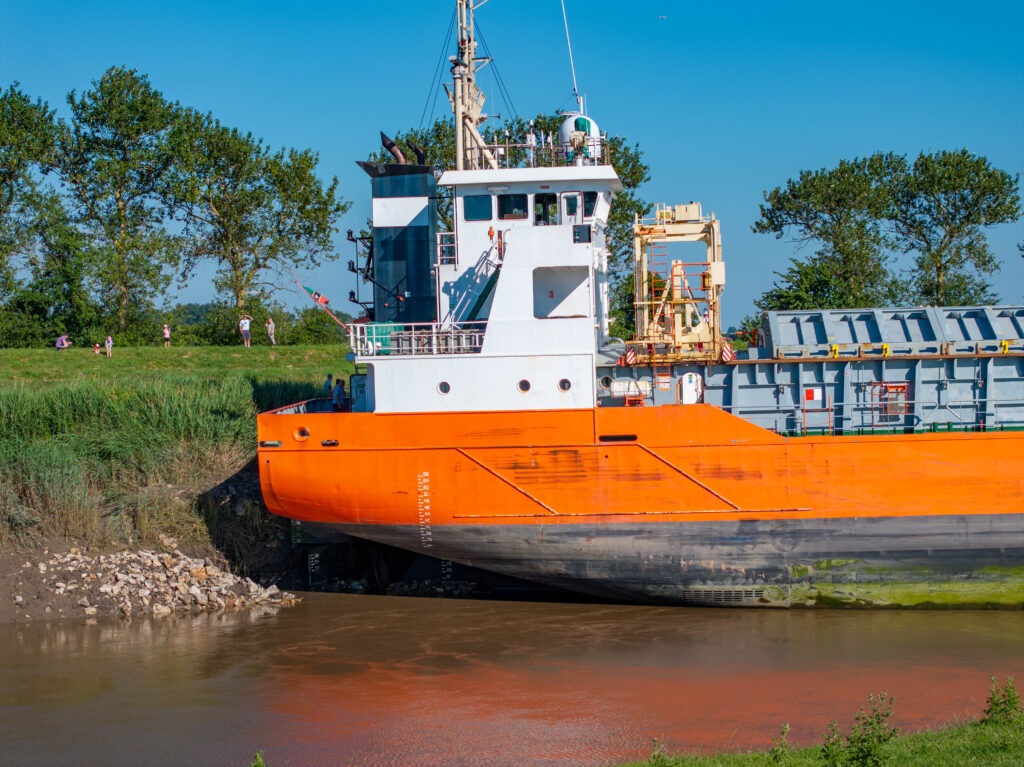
[2,593,1023,767]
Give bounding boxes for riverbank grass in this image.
[626,679,1023,767]
[0,343,350,384]
[0,345,350,554]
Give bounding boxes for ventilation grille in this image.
[679,588,765,605]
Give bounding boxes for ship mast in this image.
[447,0,498,170]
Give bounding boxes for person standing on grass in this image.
[239,315,252,347]
[105,335,113,358]
[266,316,276,346]
[324,373,333,394]
[163,324,171,347]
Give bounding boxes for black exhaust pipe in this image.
[380,132,406,164]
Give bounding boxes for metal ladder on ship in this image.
[647,229,671,330]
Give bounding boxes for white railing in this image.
[471,138,610,169]
[349,320,488,357]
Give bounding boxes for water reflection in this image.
[2,595,1023,767]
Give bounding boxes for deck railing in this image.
[470,137,610,169]
[349,320,488,357]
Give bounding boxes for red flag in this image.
[303,285,329,305]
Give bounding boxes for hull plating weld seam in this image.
[636,443,742,509]
[455,447,560,515]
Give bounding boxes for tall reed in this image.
[0,375,319,544]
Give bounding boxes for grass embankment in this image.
[621,722,1023,766]
[0,345,352,569]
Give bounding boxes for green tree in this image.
[165,108,349,309]
[0,191,101,347]
[0,83,58,300]
[288,305,350,345]
[56,67,179,332]
[887,149,1020,305]
[752,153,905,311]
[753,150,1021,313]
[608,272,635,339]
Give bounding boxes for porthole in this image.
[558,378,572,392]
[517,379,531,393]
[438,381,451,394]
[599,375,613,390]
[292,426,310,442]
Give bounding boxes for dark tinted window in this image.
[498,194,529,219]
[535,193,558,225]
[464,195,492,221]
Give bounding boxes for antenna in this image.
[560,0,583,114]
[449,0,498,170]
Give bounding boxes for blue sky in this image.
[2,0,1022,327]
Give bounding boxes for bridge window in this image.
[583,191,598,218]
[564,193,579,219]
[535,193,558,225]
[498,194,528,220]
[464,195,492,221]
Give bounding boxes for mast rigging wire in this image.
[560,0,582,112]
[474,20,518,122]
[419,7,457,131]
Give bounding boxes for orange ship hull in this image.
[257,404,1024,606]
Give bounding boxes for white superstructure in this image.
[347,0,623,415]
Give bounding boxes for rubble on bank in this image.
[7,535,298,622]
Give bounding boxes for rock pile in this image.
[22,536,298,619]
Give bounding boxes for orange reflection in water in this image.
[255,596,1024,766]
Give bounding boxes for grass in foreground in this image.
[0,345,350,555]
[0,343,352,385]
[623,678,1024,767]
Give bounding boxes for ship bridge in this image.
[347,144,623,415]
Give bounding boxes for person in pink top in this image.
[163,324,171,348]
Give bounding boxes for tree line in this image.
[1,68,348,347]
[751,150,1020,316]
[2,67,1019,349]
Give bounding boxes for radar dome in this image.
[558,113,603,164]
